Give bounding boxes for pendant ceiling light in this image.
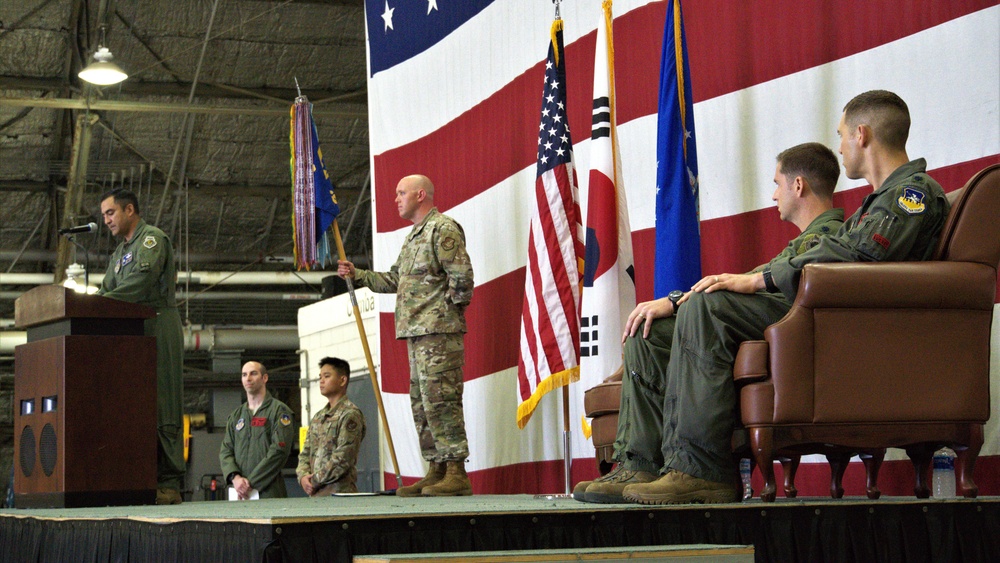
[78,46,128,86]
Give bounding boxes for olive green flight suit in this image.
[219,393,296,498]
[98,219,185,490]
[614,208,846,475]
[664,160,948,484]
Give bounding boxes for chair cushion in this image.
[584,381,622,417]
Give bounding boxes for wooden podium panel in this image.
[13,286,158,508]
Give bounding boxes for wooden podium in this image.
[13,285,158,508]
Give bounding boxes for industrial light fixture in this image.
[78,46,128,86]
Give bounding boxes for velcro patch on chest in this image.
[251,417,267,427]
[121,252,133,267]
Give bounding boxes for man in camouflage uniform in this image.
[575,142,844,503]
[220,361,296,499]
[338,174,475,497]
[622,90,950,505]
[296,357,366,495]
[97,188,185,505]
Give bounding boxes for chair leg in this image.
[906,445,934,499]
[827,453,850,499]
[956,424,984,498]
[779,455,800,498]
[860,449,884,500]
[750,427,777,502]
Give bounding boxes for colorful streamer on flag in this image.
[290,96,340,270]
[516,17,585,430]
[654,0,701,297]
[579,0,636,437]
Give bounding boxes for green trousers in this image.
[616,291,791,484]
[406,333,469,462]
[148,308,186,490]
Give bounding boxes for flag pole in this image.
[331,218,403,489]
[562,384,572,494]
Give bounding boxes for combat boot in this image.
[573,464,624,502]
[396,461,446,497]
[421,461,472,496]
[155,487,182,505]
[584,468,657,503]
[623,470,737,505]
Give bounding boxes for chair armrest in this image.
[734,340,770,384]
[796,261,996,310]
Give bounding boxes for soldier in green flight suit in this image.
[97,188,185,505]
[220,361,296,499]
[575,142,845,503]
[621,90,950,505]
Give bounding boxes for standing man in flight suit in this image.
[97,188,185,505]
[220,361,295,499]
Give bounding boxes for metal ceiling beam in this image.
[0,76,364,105]
[0,97,365,117]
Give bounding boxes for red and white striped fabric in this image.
[515,18,585,431]
[364,0,1000,494]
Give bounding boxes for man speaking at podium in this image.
[97,188,185,505]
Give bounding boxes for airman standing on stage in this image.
[338,174,475,497]
[220,361,295,499]
[297,357,367,495]
[97,188,185,505]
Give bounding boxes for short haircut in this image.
[843,90,910,151]
[319,356,350,384]
[244,361,267,375]
[100,187,141,215]
[776,142,840,200]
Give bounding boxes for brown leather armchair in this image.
[734,163,1000,502]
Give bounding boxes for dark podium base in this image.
[15,489,157,509]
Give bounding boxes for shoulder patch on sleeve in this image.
[897,186,926,215]
[280,413,292,426]
[143,235,158,249]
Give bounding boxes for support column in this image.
[54,113,98,284]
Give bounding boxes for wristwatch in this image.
[667,290,684,312]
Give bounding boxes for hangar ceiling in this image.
[0,0,374,375]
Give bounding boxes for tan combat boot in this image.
[396,461,446,497]
[421,461,473,496]
[155,487,182,505]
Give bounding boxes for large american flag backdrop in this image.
[363,0,1000,494]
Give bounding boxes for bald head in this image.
[395,174,436,223]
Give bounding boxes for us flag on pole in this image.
[516,17,585,429]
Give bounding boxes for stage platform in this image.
[2,494,999,562]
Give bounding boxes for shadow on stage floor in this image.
[2,494,999,562]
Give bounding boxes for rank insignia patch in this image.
[143,235,158,249]
[235,417,245,431]
[280,414,292,426]
[897,187,926,215]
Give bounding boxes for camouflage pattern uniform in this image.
[97,219,185,490]
[661,160,948,485]
[614,209,845,475]
[296,397,366,494]
[219,393,296,498]
[354,208,474,463]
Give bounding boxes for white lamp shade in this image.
[79,47,128,85]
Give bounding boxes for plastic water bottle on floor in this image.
[932,448,956,498]
[740,458,753,500]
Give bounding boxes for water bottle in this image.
[740,458,753,500]
[932,448,956,498]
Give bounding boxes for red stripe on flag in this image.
[371,1,988,233]
[377,156,1000,394]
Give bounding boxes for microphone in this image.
[59,222,98,235]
